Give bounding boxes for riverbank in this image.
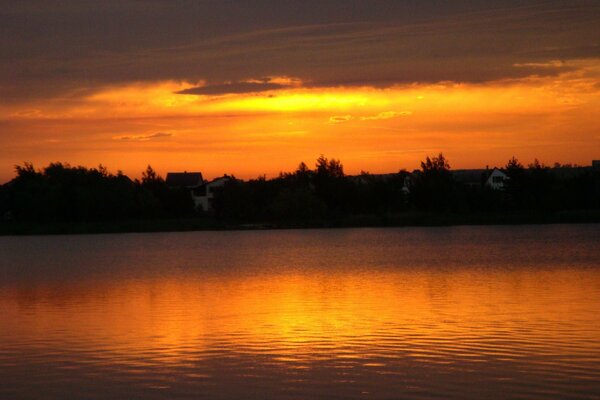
[2,210,600,235]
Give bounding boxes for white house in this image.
[485,168,508,190]
[192,175,232,211]
[451,168,509,190]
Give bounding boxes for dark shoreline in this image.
[2,210,600,236]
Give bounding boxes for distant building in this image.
[165,172,204,188]
[164,171,233,211]
[485,168,509,190]
[593,160,600,171]
[192,175,233,211]
[452,168,508,190]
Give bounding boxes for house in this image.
[165,172,204,188]
[192,175,232,211]
[485,168,509,190]
[452,168,508,190]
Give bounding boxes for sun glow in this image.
[1,60,600,182]
[210,90,388,113]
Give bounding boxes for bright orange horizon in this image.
[3,64,600,183]
[2,2,599,183]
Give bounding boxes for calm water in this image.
[1,225,600,399]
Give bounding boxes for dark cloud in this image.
[522,45,600,60]
[177,81,289,96]
[1,0,599,103]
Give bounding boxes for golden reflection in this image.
[3,268,600,361]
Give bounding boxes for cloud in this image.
[115,132,172,141]
[511,60,577,77]
[2,1,599,104]
[360,111,412,121]
[177,81,290,96]
[513,61,567,69]
[328,115,353,124]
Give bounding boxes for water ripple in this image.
[1,225,600,399]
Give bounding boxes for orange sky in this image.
[2,60,599,182]
[1,2,600,182]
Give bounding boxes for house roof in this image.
[205,175,232,186]
[165,172,204,188]
[452,169,487,184]
[488,168,507,177]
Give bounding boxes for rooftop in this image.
[165,172,204,188]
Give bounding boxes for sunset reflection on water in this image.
[1,225,600,399]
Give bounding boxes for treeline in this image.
[211,155,600,224]
[1,154,599,228]
[0,163,195,222]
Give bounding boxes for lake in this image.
[1,224,600,399]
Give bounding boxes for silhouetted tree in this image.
[502,156,560,212]
[503,156,526,210]
[312,155,349,216]
[212,178,256,221]
[2,155,599,228]
[527,159,558,212]
[421,153,451,173]
[5,162,138,221]
[315,155,344,178]
[138,165,194,217]
[411,153,455,212]
[268,187,326,223]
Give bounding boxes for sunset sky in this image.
[1,1,599,182]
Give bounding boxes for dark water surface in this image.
[1,225,600,399]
